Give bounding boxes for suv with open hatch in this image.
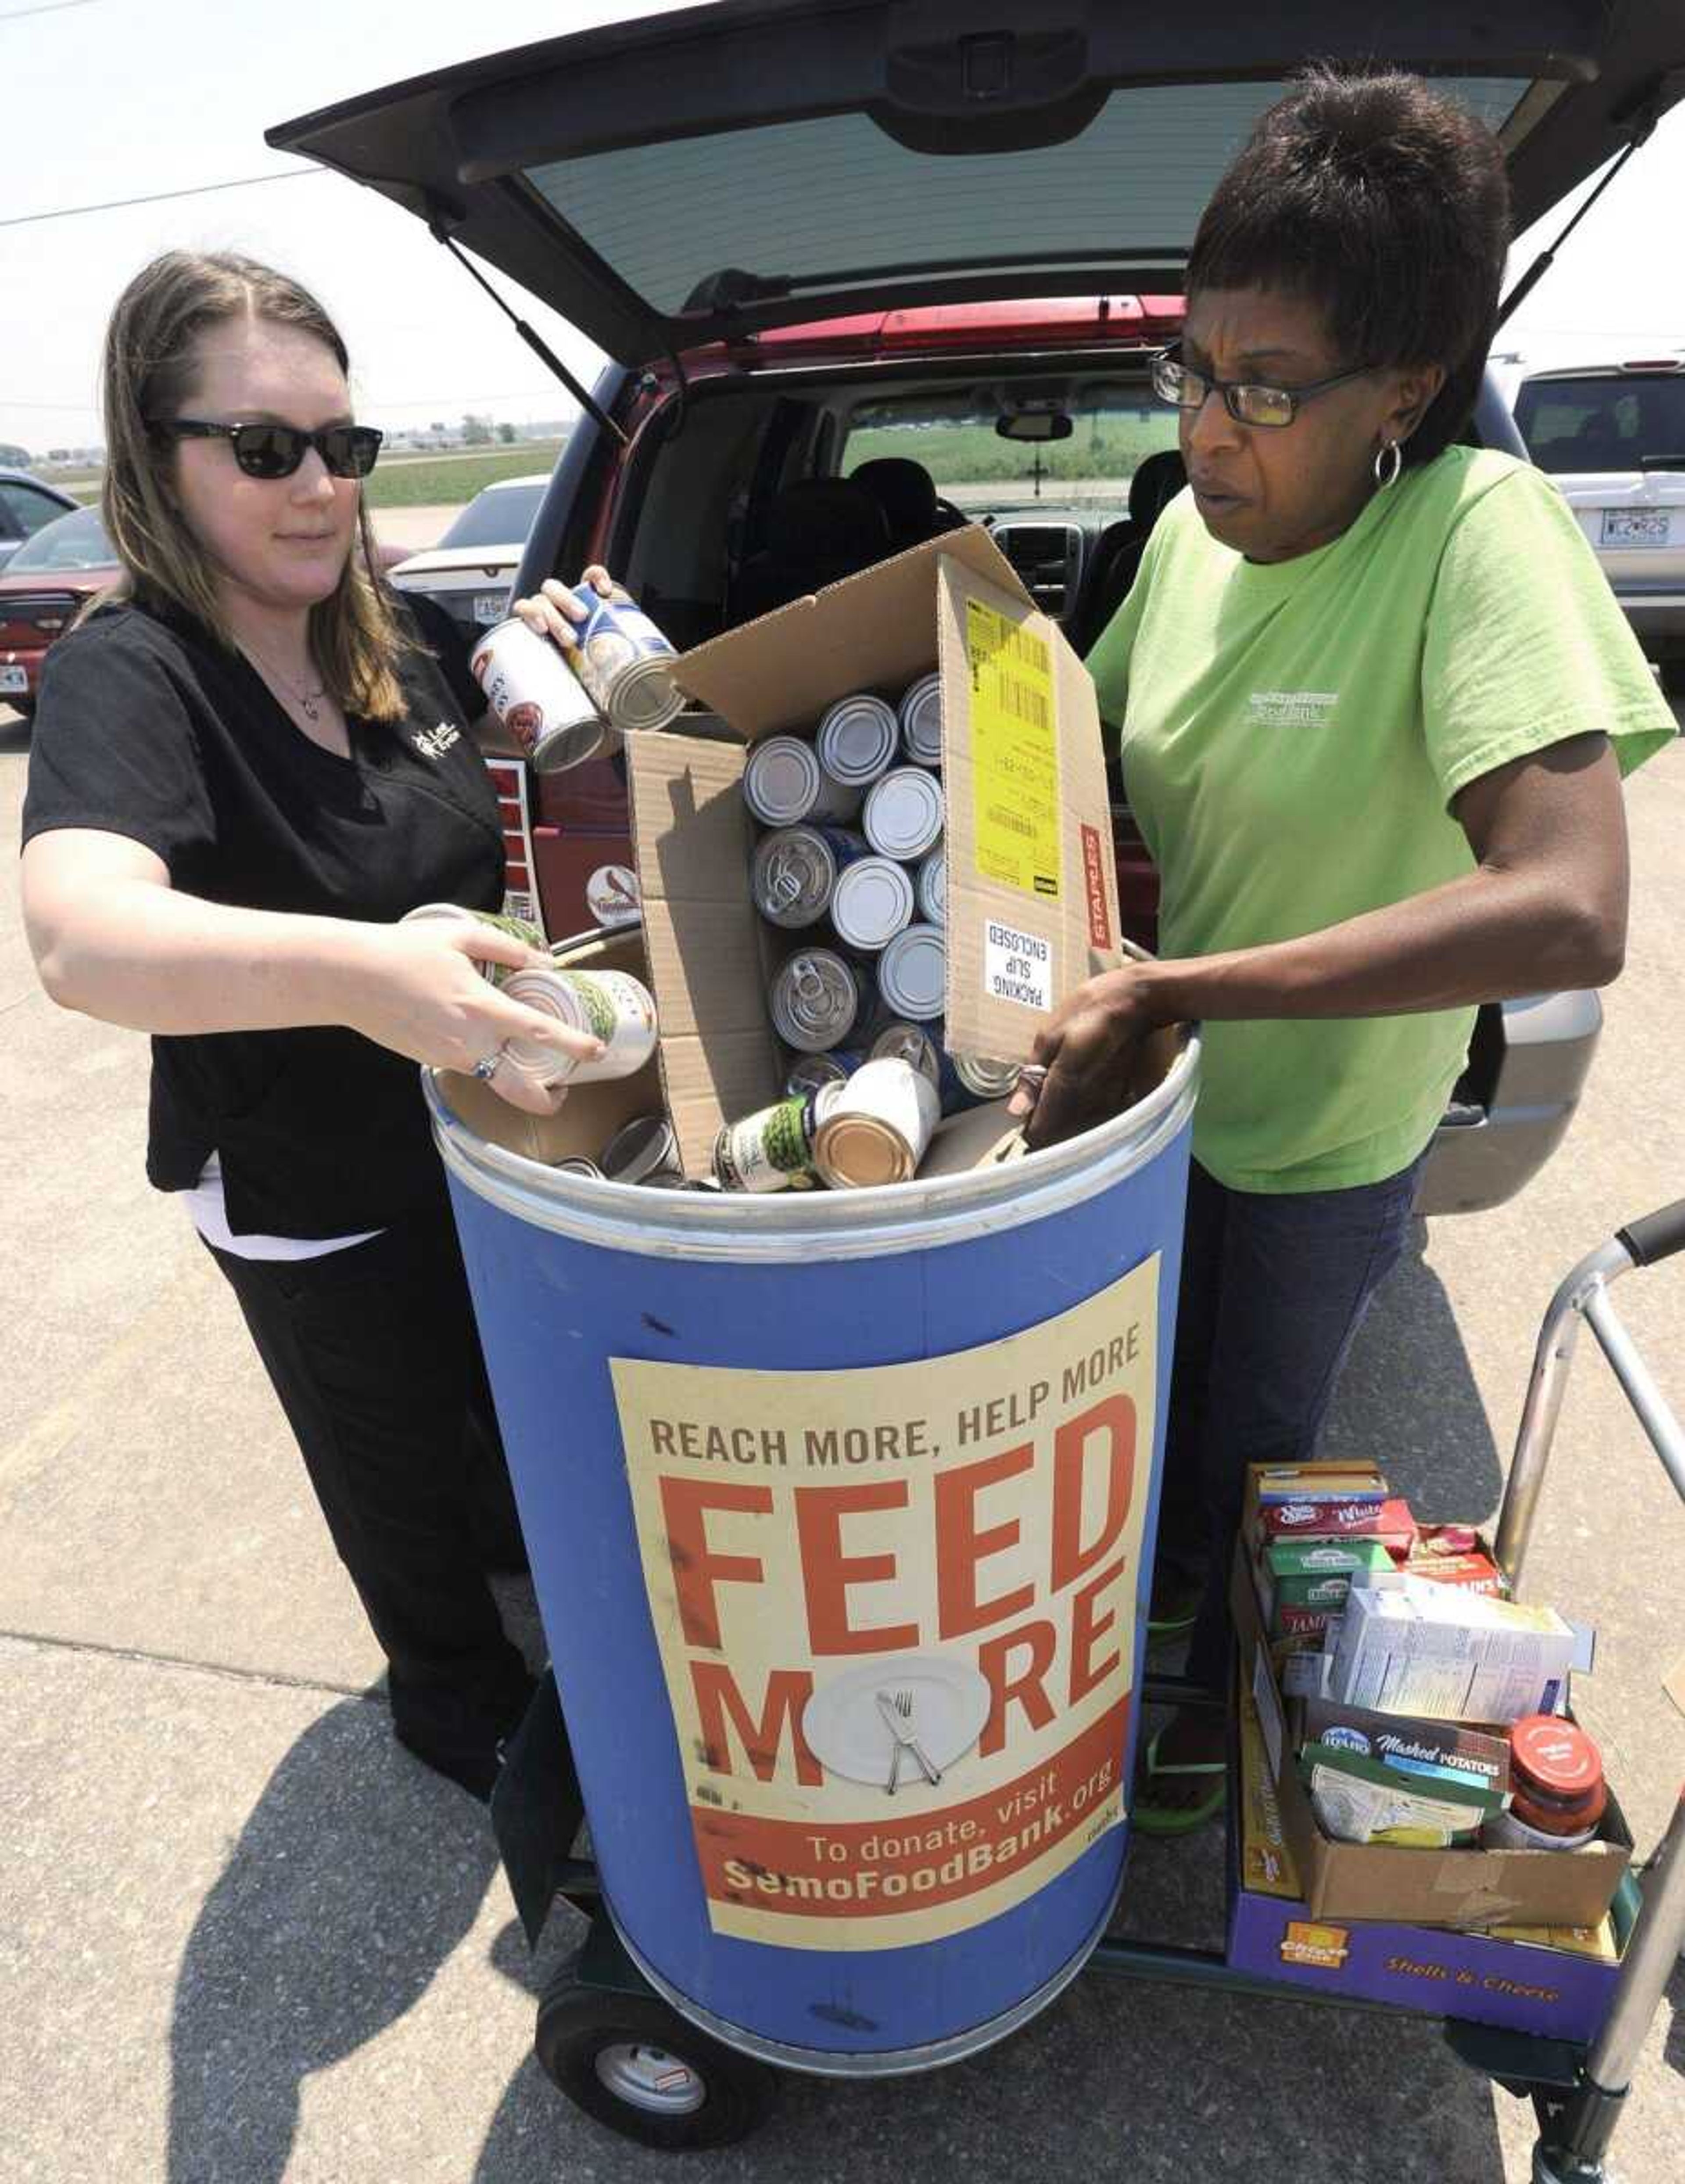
[270,0,1685,1216]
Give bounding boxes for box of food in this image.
[1227,1682,1627,2041]
[1263,1537,1396,1626]
[1247,1462,1390,1508]
[630,528,1128,1175]
[1255,1497,1418,1558]
[1327,1578,1576,1724]
[1232,1548,1631,1928]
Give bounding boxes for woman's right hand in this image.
[341,920,605,1117]
[509,563,617,653]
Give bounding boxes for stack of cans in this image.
[737,676,1022,1156]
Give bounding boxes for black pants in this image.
[1155,1151,1427,1692]
[206,1205,533,1765]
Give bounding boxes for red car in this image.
[0,504,118,717]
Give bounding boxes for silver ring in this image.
[470,1045,505,1083]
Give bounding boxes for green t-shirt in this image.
[1086,446,1674,1194]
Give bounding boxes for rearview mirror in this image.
[996,412,1073,442]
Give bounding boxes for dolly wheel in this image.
[534,1978,779,2149]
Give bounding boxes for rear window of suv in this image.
[842,392,1183,517]
[1514,372,1685,474]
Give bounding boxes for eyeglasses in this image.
[1151,345,1374,429]
[150,418,384,479]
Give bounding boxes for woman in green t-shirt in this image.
[1009,70,1675,1833]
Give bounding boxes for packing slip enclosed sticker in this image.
[965,599,1061,905]
[609,1257,1158,1951]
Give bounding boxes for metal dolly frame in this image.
[494,1205,1685,2164]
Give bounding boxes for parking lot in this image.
[2,692,1681,2183]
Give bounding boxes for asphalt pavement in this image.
[2,694,1681,2184]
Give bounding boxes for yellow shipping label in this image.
[610,1260,1159,1951]
[965,599,1061,902]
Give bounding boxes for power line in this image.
[0,0,101,20]
[0,167,324,231]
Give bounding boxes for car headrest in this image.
[849,456,940,543]
[763,477,890,567]
[1128,449,1187,529]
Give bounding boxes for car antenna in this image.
[1495,85,1675,333]
[427,219,629,447]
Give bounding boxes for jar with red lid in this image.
[1484,1715,1606,1851]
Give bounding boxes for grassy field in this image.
[845,417,1179,486]
[51,441,567,511]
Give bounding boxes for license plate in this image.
[0,663,28,695]
[1600,508,1671,546]
[474,589,510,625]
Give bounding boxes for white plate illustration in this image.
[802,1654,993,1790]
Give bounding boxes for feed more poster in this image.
[610,1259,1157,1950]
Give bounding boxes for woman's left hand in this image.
[1009,963,1162,1148]
[509,564,616,653]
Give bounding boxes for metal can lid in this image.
[608,652,684,731]
[831,855,915,950]
[743,736,822,824]
[951,1050,1023,1099]
[814,1113,915,1188]
[863,766,945,859]
[816,694,900,786]
[899,671,944,765]
[785,1051,856,1098]
[915,846,946,926]
[499,966,586,1073]
[769,949,862,1051]
[752,828,836,927]
[877,922,946,1021]
[600,1113,679,1185]
[532,713,612,772]
[868,1021,941,1086]
[549,1156,604,1178]
[586,865,643,929]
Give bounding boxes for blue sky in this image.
[4,0,1681,455]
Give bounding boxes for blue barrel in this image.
[427,945,1198,2076]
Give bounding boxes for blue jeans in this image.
[1156,1150,1428,1693]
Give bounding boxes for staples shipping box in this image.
[1231,1551,1631,1929]
[627,528,1126,1175]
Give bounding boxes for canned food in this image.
[768,948,868,1053]
[561,583,683,733]
[815,693,900,787]
[830,855,916,952]
[785,1050,860,1099]
[549,1156,605,1179]
[899,671,944,768]
[950,1049,1026,1101]
[401,901,545,985]
[586,864,642,930]
[470,617,609,774]
[499,965,658,1087]
[713,1083,842,1193]
[750,825,868,929]
[742,736,863,827]
[868,1020,941,1089]
[600,1114,680,1185]
[813,1056,941,1188]
[915,845,946,927]
[863,765,945,860]
[876,921,946,1022]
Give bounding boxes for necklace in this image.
[240,640,329,725]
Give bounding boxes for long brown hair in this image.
[93,250,409,720]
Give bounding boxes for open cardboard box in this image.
[628,526,1130,1177]
[1231,1547,1632,1930]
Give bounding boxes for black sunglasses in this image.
[151,418,383,480]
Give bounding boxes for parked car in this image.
[1512,358,1685,690]
[271,1,1685,1222]
[387,473,549,642]
[0,469,77,575]
[0,503,118,716]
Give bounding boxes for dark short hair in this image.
[1186,70,1511,467]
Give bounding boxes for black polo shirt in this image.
[22,596,504,1237]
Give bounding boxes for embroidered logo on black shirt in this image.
[412,721,462,760]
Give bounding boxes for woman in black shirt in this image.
[21,250,604,1800]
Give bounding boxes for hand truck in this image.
[491,1204,1685,2165]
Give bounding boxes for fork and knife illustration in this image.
[875,1688,943,1794]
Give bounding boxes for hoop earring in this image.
[1373,439,1402,489]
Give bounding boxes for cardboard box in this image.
[630,527,1125,1175]
[1232,1549,1631,1929]
[1327,1576,1576,1723]
[1262,1537,1395,1629]
[1228,1683,1627,2043]
[1248,1462,1389,1508]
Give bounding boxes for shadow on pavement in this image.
[167,1694,499,2184]
[1323,1217,1504,1522]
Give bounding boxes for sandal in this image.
[1131,1725,1228,1837]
